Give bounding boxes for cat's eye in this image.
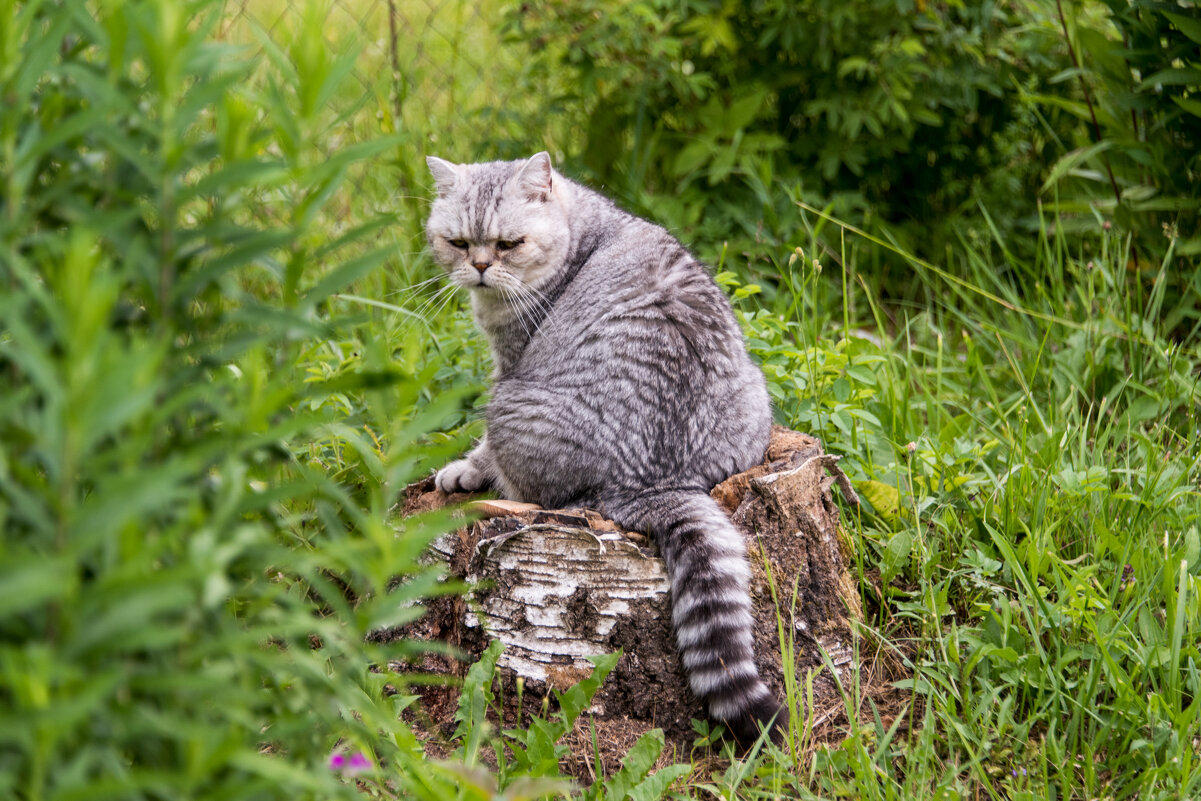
[496,238,524,251]
[447,238,469,249]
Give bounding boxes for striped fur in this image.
[425,152,784,741]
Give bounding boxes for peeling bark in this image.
[389,426,871,770]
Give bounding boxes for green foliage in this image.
[502,0,1201,296]
[500,652,619,780]
[595,729,690,801]
[401,645,687,801]
[720,208,1201,798]
[504,0,1063,264]
[1039,0,1201,255]
[0,1,463,798]
[454,640,507,766]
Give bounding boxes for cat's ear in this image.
[516,151,553,202]
[426,156,462,196]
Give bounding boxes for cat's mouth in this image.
[465,275,499,292]
[454,271,490,289]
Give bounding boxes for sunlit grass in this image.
[712,204,1201,799]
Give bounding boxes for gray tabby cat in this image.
[424,151,785,742]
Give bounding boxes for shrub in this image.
[504,0,1068,269]
[1038,0,1201,256]
[0,2,459,798]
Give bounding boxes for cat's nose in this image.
[472,261,490,274]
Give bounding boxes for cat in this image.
[424,151,785,742]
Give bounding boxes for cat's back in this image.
[474,161,768,499]
[547,186,746,363]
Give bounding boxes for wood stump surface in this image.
[387,426,883,773]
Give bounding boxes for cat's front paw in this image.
[435,458,487,494]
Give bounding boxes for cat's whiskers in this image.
[397,273,445,292]
[408,281,451,315]
[410,282,459,324]
[391,281,449,312]
[514,281,552,332]
[388,273,448,308]
[509,281,560,342]
[501,277,543,342]
[421,286,464,332]
[499,283,534,341]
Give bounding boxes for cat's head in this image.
[425,152,571,295]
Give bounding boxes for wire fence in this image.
[219,0,526,143]
[217,0,535,234]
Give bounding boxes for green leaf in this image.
[837,56,872,79]
[1041,141,1115,193]
[1173,95,1201,118]
[556,650,620,726]
[299,247,392,310]
[0,556,74,617]
[1178,235,1201,256]
[725,89,767,131]
[707,145,739,185]
[846,364,877,386]
[1183,527,1200,572]
[628,764,691,801]
[602,728,663,800]
[856,480,901,523]
[1162,11,1201,46]
[453,639,503,762]
[183,158,289,201]
[880,530,913,584]
[848,407,882,428]
[501,776,577,801]
[1024,92,1092,121]
[1140,67,1201,88]
[829,409,852,434]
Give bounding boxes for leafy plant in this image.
[398,641,691,801]
[0,2,464,798]
[1038,0,1201,257]
[503,0,1070,271]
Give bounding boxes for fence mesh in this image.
[219,0,527,144]
[216,0,535,236]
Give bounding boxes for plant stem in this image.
[1055,0,1122,206]
[387,0,404,126]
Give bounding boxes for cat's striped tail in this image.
[611,489,786,743]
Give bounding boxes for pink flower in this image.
[347,752,372,774]
[329,750,373,775]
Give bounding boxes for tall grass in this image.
[710,203,1201,799]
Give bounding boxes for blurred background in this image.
[224,0,1201,294]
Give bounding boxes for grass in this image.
[265,3,1201,797]
[718,211,1201,798]
[4,0,1198,799]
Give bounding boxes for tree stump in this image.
[392,426,868,772]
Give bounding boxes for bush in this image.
[0,2,461,798]
[1039,0,1201,255]
[504,0,1067,267]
